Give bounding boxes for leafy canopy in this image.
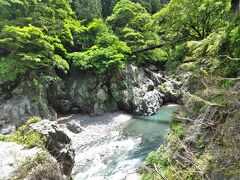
[0,25,69,84]
[70,19,131,74]
[154,0,231,40]
[107,0,163,62]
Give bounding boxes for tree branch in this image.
[219,55,240,61]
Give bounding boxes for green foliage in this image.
[170,120,184,138]
[219,17,240,77]
[196,137,205,149]
[0,117,46,148]
[178,31,226,75]
[193,99,205,112]
[210,93,229,106]
[218,79,238,88]
[71,0,102,21]
[132,0,168,14]
[164,43,187,70]
[70,19,130,74]
[0,25,69,84]
[100,0,168,17]
[18,117,42,132]
[107,0,161,62]
[227,17,240,58]
[146,151,169,171]
[0,0,85,87]
[154,0,231,40]
[107,0,159,45]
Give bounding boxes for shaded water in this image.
[72,105,179,180]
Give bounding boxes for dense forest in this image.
[0,0,240,179]
[0,0,239,89]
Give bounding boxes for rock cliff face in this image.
[0,63,182,134]
[0,81,57,135]
[27,120,75,176]
[48,64,182,116]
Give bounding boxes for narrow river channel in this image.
[62,105,179,180]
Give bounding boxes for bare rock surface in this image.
[0,141,39,179]
[27,120,75,176]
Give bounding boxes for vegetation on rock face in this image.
[0,0,240,178]
[0,117,46,148]
[141,0,240,178]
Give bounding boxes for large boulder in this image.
[142,90,164,116]
[110,64,164,115]
[0,141,39,179]
[0,141,67,180]
[158,78,182,104]
[66,120,83,134]
[47,81,76,114]
[0,81,57,135]
[27,120,75,176]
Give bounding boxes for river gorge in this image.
[59,105,179,179]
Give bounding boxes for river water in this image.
[63,105,179,180]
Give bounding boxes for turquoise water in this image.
[73,105,179,180]
[121,105,179,160]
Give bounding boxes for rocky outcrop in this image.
[25,155,68,180]
[66,120,83,134]
[0,141,39,179]
[0,141,68,180]
[0,81,57,135]
[142,90,163,116]
[158,77,182,104]
[27,120,75,176]
[110,64,165,115]
[48,72,118,116]
[48,64,181,116]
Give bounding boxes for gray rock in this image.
[0,96,57,135]
[0,142,40,179]
[66,120,83,134]
[148,65,158,71]
[48,82,75,113]
[110,64,164,115]
[146,79,155,91]
[27,120,75,176]
[57,99,73,113]
[48,72,118,116]
[48,64,181,116]
[25,156,68,180]
[91,103,105,116]
[142,90,164,116]
[159,80,182,104]
[0,124,16,135]
[0,141,68,180]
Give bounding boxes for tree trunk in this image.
[232,0,240,14]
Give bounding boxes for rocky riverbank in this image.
[0,119,75,179]
[142,76,240,179]
[0,64,182,135]
[58,105,178,180]
[0,63,183,179]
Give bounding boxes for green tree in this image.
[154,0,231,40]
[0,25,69,84]
[100,0,168,17]
[71,0,102,21]
[70,19,131,74]
[106,0,163,62]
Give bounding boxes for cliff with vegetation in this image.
[0,0,240,179]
